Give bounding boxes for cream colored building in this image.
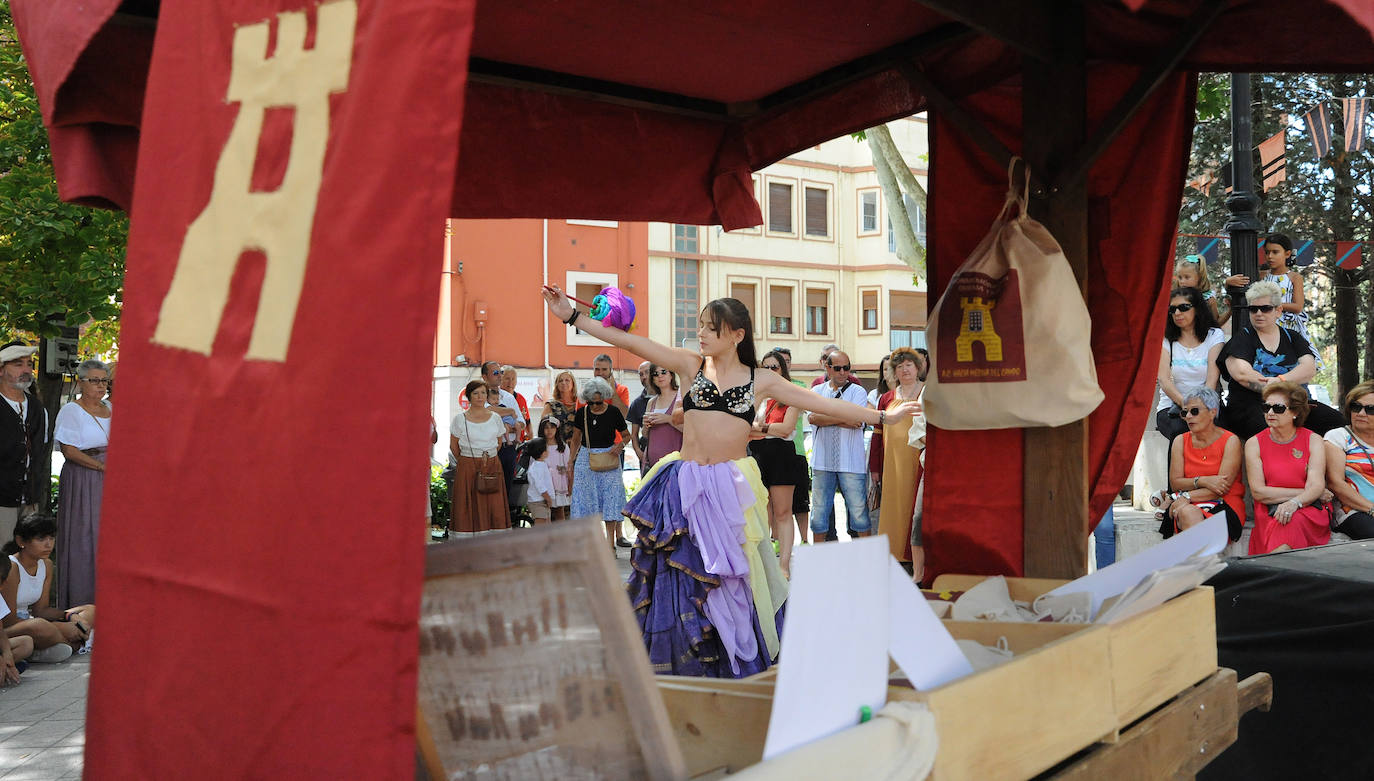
[645,117,929,379]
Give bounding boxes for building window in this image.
[862,289,879,330]
[888,217,896,253]
[674,224,699,253]
[860,191,879,234]
[888,200,928,252]
[674,259,700,348]
[804,186,829,238]
[806,289,829,336]
[730,282,757,328]
[574,280,604,336]
[769,285,793,335]
[564,270,618,347]
[768,182,794,234]
[889,291,927,350]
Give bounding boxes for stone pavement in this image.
[0,655,87,779]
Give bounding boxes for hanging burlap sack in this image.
[923,159,1103,429]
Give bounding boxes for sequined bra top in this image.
[681,359,756,424]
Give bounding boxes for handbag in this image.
[583,406,621,471]
[923,157,1103,429]
[462,416,503,494]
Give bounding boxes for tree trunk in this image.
[867,124,926,275]
[34,336,65,515]
[1330,155,1359,401]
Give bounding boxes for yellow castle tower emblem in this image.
[953,272,1006,362]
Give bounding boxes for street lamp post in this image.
[1224,72,1262,331]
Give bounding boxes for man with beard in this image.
[0,343,50,543]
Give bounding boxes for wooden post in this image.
[1021,4,1090,578]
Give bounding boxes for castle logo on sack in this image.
[936,270,1027,384]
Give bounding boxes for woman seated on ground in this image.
[748,350,805,578]
[542,287,918,678]
[2,516,94,663]
[0,556,33,684]
[1245,382,1331,554]
[1161,387,1244,540]
[1222,280,1344,440]
[1324,379,1374,540]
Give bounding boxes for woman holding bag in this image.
[449,380,510,534]
[568,377,629,555]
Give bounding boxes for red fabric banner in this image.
[923,67,1196,580]
[1337,240,1364,269]
[83,1,475,777]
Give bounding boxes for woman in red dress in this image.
[1245,381,1331,554]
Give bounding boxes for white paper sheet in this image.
[1044,513,1227,619]
[762,538,890,760]
[887,559,975,690]
[1096,555,1228,624]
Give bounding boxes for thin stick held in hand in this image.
[543,285,595,309]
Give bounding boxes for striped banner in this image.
[1337,241,1364,270]
[1195,236,1222,266]
[1258,131,1286,191]
[1293,239,1316,267]
[1343,97,1370,153]
[1304,102,1332,159]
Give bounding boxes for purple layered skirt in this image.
[625,459,773,678]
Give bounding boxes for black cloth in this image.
[1335,510,1374,539]
[792,467,811,514]
[573,404,626,449]
[1201,544,1374,781]
[0,391,49,507]
[626,392,650,452]
[748,438,805,487]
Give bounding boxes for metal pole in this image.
[1224,73,1262,331]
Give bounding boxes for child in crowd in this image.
[1174,255,1228,326]
[525,438,554,525]
[3,516,94,663]
[539,418,572,520]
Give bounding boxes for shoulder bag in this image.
[585,406,621,472]
[463,415,503,494]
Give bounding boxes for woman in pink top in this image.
[640,364,683,471]
[538,418,572,521]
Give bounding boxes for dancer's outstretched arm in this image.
[541,286,700,378]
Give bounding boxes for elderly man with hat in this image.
[0,342,50,543]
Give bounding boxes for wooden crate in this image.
[660,619,1118,781]
[932,575,1218,727]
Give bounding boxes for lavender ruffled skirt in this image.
[625,454,786,678]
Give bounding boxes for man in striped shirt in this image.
[807,350,872,543]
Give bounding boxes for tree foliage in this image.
[0,6,127,355]
[1177,73,1374,401]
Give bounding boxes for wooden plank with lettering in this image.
[416,520,687,780]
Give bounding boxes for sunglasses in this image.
[1262,403,1289,414]
[762,364,781,371]
[828,364,851,372]
[1168,303,1194,314]
[653,369,671,376]
[1244,304,1277,314]
[83,378,111,385]
[1350,403,1374,415]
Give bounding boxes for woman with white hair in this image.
[53,359,111,608]
[568,376,630,555]
[1161,386,1244,540]
[1221,280,1343,440]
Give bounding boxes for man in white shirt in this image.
[481,361,524,511]
[807,351,872,543]
[0,343,49,545]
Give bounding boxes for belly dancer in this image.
[541,288,919,677]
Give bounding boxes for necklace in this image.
[894,382,922,402]
[1269,428,1298,445]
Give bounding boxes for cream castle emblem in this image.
[954,272,1006,362]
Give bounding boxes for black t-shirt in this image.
[574,404,628,449]
[1221,326,1313,407]
[626,392,651,448]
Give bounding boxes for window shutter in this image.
[889,291,927,327]
[804,187,828,236]
[768,183,793,233]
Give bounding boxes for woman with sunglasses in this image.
[639,365,682,473]
[1157,287,1223,455]
[1324,380,1374,539]
[52,359,112,609]
[542,287,918,677]
[1245,382,1330,554]
[748,351,804,578]
[1161,387,1244,540]
[1221,280,1344,440]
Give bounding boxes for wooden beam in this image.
[1054,0,1227,192]
[911,0,1054,60]
[897,62,1015,174]
[1021,3,1089,579]
[1045,669,1240,780]
[467,58,734,122]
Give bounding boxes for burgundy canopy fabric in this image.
[10,1,1374,778]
